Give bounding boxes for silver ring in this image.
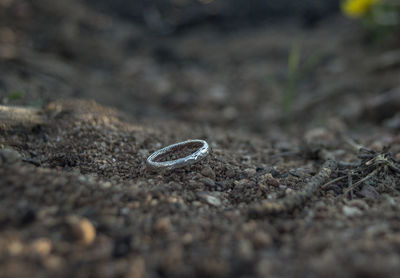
[146,139,210,171]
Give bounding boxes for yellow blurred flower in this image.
[341,0,380,18]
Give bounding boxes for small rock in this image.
[31,238,52,256]
[154,217,172,233]
[0,147,21,165]
[263,173,280,187]
[244,168,256,177]
[285,188,294,195]
[258,183,268,192]
[225,167,236,178]
[347,199,369,210]
[197,192,221,207]
[182,233,193,245]
[68,216,96,245]
[8,240,23,255]
[201,166,216,180]
[342,205,362,218]
[252,231,272,247]
[201,177,215,187]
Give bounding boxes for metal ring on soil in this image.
[146,139,210,171]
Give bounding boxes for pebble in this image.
[197,192,222,207]
[8,240,23,255]
[154,217,172,233]
[244,168,256,177]
[342,205,362,218]
[263,173,280,187]
[201,166,216,180]
[201,177,215,187]
[285,188,294,195]
[252,231,272,247]
[0,147,21,165]
[31,238,52,256]
[225,167,236,178]
[347,199,369,210]
[68,216,96,245]
[182,233,193,245]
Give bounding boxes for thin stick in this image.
[343,168,379,195]
[248,160,337,217]
[321,175,347,189]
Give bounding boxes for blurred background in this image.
[1,0,399,132]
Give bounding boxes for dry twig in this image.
[249,160,337,217]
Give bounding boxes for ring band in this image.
[146,139,210,171]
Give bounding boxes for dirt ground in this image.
[1,1,400,277]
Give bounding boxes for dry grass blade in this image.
[343,168,380,195]
[321,175,347,189]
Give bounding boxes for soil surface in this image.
[1,1,400,278]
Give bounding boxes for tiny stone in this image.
[182,233,193,244]
[252,231,272,247]
[0,147,21,165]
[285,188,294,195]
[101,181,112,189]
[120,207,130,215]
[201,166,216,179]
[225,167,236,178]
[258,184,268,192]
[154,217,171,233]
[244,168,256,177]
[68,216,96,245]
[264,173,280,187]
[267,192,278,200]
[8,240,23,255]
[342,205,362,218]
[347,199,369,210]
[201,177,215,187]
[31,238,52,256]
[197,192,222,207]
